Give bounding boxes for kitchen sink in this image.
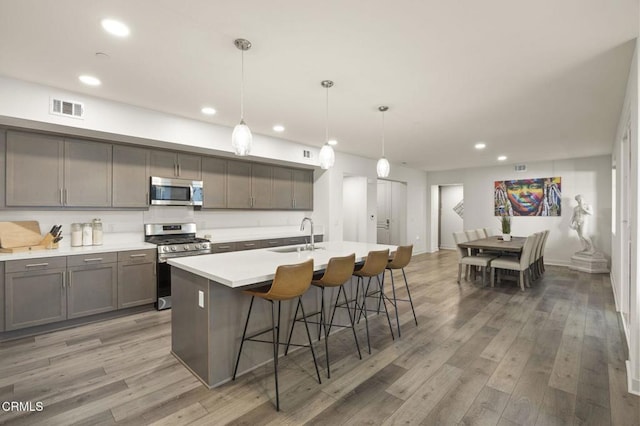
[269,245,325,253]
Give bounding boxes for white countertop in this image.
[0,233,155,261]
[167,241,397,288]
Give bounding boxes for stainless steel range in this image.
[144,223,211,310]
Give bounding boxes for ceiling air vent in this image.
[50,98,84,119]
[514,164,527,172]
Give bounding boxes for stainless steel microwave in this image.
[150,177,203,206]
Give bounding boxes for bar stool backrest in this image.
[317,254,356,286]
[263,259,314,300]
[388,245,413,269]
[357,249,390,276]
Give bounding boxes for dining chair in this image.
[489,234,537,291]
[453,232,496,286]
[483,227,494,237]
[465,229,480,241]
[478,228,489,238]
[538,230,550,275]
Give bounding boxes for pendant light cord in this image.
[325,86,329,143]
[381,109,385,157]
[240,49,245,121]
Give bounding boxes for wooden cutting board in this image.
[0,221,43,248]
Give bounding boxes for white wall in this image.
[612,39,640,395]
[0,76,320,167]
[427,156,612,267]
[342,176,368,242]
[439,185,464,249]
[315,151,428,253]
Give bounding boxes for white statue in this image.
[569,194,594,254]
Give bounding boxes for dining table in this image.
[458,235,526,254]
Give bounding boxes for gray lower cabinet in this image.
[0,262,4,331]
[117,250,156,309]
[67,253,118,319]
[150,150,201,180]
[210,242,236,253]
[113,145,150,207]
[4,257,67,331]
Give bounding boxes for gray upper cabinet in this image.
[150,150,201,180]
[64,139,112,207]
[6,130,65,207]
[202,157,227,208]
[113,145,150,208]
[272,166,293,209]
[251,164,273,209]
[6,131,112,208]
[226,160,252,209]
[293,169,313,210]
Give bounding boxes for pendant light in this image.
[232,38,252,156]
[318,80,335,169]
[376,106,390,177]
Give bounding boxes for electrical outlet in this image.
[198,290,204,308]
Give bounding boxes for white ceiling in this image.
[0,0,637,171]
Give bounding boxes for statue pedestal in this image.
[570,251,609,273]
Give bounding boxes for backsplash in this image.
[0,207,314,238]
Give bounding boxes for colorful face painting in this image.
[494,177,561,216]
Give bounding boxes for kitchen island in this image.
[167,241,396,388]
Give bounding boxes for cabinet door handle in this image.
[244,243,255,247]
[293,199,296,208]
[59,188,63,205]
[64,188,68,205]
[130,254,147,258]
[174,163,178,176]
[177,163,181,176]
[62,271,66,288]
[218,245,231,249]
[83,258,103,262]
[26,262,49,268]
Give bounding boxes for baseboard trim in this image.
[610,272,621,312]
[626,360,640,395]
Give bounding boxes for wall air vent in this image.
[514,164,527,172]
[50,98,84,119]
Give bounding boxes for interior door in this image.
[377,180,391,244]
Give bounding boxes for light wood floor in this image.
[0,250,638,425]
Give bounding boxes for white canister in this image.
[82,223,93,246]
[71,223,83,247]
[92,218,103,245]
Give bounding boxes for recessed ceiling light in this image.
[497,155,507,161]
[273,125,285,132]
[101,19,130,37]
[474,142,486,149]
[201,107,216,115]
[79,75,101,86]
[327,139,338,146]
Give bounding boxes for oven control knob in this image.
[184,245,190,251]
[195,244,201,249]
[171,246,177,252]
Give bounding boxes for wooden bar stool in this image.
[352,249,394,354]
[384,245,417,337]
[285,253,359,378]
[232,259,321,411]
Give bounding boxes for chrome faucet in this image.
[300,217,314,250]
